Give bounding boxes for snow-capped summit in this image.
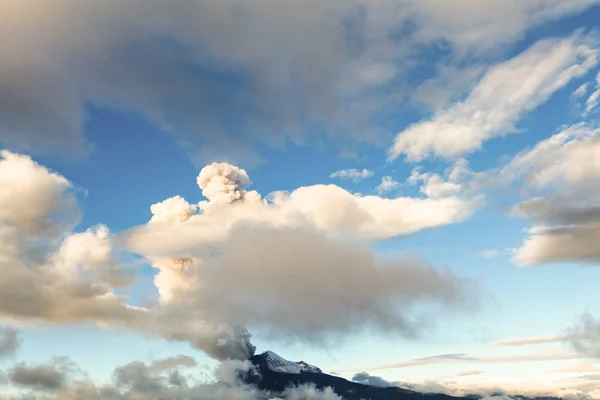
[252,350,322,374]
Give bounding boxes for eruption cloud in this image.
[120,161,477,360]
[0,151,478,362]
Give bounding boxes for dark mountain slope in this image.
[244,351,472,400]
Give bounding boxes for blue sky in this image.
[1,1,600,398]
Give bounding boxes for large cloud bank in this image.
[1,0,599,162]
[0,151,478,362]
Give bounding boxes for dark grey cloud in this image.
[512,198,600,265]
[111,355,198,395]
[568,313,600,358]
[2,355,342,400]
[0,325,19,359]
[1,0,597,163]
[8,357,79,392]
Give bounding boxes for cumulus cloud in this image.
[8,357,81,393]
[0,151,136,326]
[407,159,479,200]
[1,0,599,162]
[0,152,477,363]
[196,162,256,205]
[117,161,479,360]
[0,151,479,365]
[389,33,599,161]
[329,169,373,182]
[375,176,400,194]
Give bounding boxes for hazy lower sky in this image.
[1,1,600,399]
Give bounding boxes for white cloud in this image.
[492,123,600,266]
[2,1,599,161]
[375,176,400,194]
[573,82,591,98]
[389,33,599,162]
[501,123,600,190]
[407,160,474,199]
[584,71,600,113]
[119,162,479,359]
[329,168,373,182]
[0,151,136,326]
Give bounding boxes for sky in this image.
[1,1,600,399]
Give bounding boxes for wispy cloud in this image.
[389,33,599,162]
[456,370,485,377]
[376,176,400,194]
[476,249,505,259]
[493,314,600,360]
[331,351,583,373]
[330,168,373,182]
[493,334,572,347]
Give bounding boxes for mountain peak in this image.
[251,350,323,374]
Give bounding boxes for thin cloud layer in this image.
[329,169,373,182]
[334,352,582,373]
[389,33,599,162]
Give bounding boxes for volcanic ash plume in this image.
[196,162,254,205]
[150,195,198,223]
[121,161,477,362]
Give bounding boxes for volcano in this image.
[245,351,465,400]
